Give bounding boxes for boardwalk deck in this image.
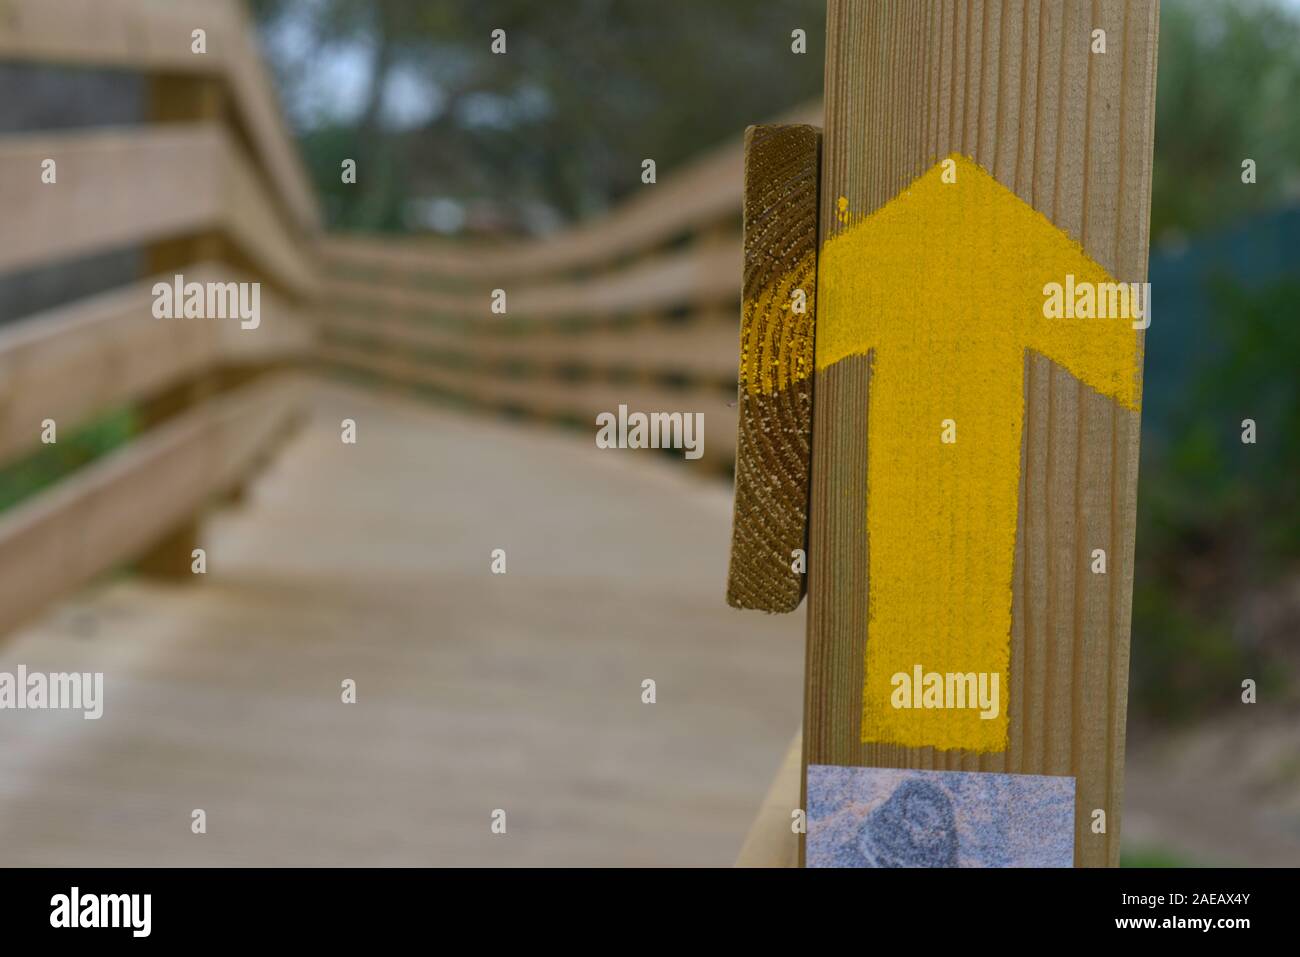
[0,381,804,866]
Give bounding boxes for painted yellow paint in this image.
[739,247,816,396]
[814,154,1142,752]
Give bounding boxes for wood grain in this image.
[804,0,1158,867]
[727,124,819,613]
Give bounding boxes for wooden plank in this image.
[0,125,220,272]
[135,75,231,577]
[317,102,822,284]
[317,309,737,386]
[0,0,320,232]
[317,343,737,473]
[735,731,802,867]
[221,126,319,297]
[0,265,310,467]
[726,124,819,613]
[803,0,1158,867]
[323,242,740,323]
[139,58,269,577]
[218,0,322,234]
[0,375,302,637]
[0,124,315,296]
[0,0,213,71]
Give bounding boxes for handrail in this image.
[0,264,309,467]
[0,0,320,234]
[320,101,821,283]
[0,124,315,296]
[317,310,737,385]
[323,242,740,323]
[317,343,737,472]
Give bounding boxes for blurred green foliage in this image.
[1152,0,1300,242]
[0,410,136,512]
[253,0,1300,242]
[1121,845,1205,867]
[1133,278,1298,718]
[1132,0,1300,723]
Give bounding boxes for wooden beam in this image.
[735,731,803,867]
[134,76,232,577]
[0,265,310,468]
[318,309,737,386]
[0,124,315,297]
[726,124,819,613]
[316,343,737,473]
[0,0,216,71]
[0,125,219,272]
[803,0,1158,867]
[0,376,302,637]
[323,242,740,324]
[221,129,319,297]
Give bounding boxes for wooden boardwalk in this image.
[0,381,804,866]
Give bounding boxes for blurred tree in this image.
[1129,0,1300,722]
[253,0,1300,239]
[251,0,825,234]
[1152,0,1300,242]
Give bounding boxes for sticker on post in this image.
[806,765,1075,868]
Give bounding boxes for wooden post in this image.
[136,75,229,577]
[801,1,1159,867]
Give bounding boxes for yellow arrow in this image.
[810,154,1143,753]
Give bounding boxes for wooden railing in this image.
[0,0,820,639]
[317,103,820,475]
[0,0,316,633]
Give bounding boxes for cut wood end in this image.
[726,123,820,615]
